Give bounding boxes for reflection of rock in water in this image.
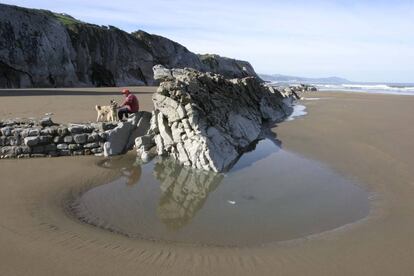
[121,166,142,186]
[96,154,142,186]
[230,135,282,172]
[154,158,223,230]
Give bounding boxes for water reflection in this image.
[231,133,281,172]
[97,154,142,186]
[75,139,369,246]
[154,158,223,229]
[123,166,142,186]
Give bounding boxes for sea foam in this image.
[316,83,414,95]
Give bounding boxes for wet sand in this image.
[1,89,414,275]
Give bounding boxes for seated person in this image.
[118,88,139,120]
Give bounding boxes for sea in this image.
[270,82,414,96]
[315,83,414,95]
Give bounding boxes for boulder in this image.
[22,128,40,137]
[83,142,99,149]
[68,144,82,151]
[53,136,62,143]
[103,111,151,156]
[1,127,12,136]
[24,136,39,147]
[63,136,73,143]
[38,135,53,144]
[57,144,68,150]
[44,144,57,152]
[73,134,88,144]
[0,137,6,146]
[68,125,86,134]
[39,117,54,127]
[124,111,152,151]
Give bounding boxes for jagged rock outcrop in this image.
[0,4,259,88]
[198,54,258,79]
[278,84,318,98]
[135,66,295,172]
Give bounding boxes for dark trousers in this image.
[118,107,131,120]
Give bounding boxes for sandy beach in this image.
[1,89,414,275]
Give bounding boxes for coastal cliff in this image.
[0,4,259,88]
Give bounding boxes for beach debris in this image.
[227,200,236,205]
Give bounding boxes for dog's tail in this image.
[95,105,101,111]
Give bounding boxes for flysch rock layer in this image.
[135,65,295,172]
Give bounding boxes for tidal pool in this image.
[70,139,370,247]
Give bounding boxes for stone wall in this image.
[0,117,116,158]
[0,111,152,159]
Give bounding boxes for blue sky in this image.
[3,0,414,82]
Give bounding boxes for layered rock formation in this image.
[0,4,259,88]
[136,66,295,172]
[277,84,318,98]
[263,83,317,101]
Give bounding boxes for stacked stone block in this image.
[0,118,116,158]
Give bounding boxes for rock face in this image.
[0,4,259,88]
[136,66,295,172]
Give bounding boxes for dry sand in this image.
[1,89,414,275]
[0,86,157,123]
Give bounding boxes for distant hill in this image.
[260,74,351,84]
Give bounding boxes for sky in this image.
[3,0,414,82]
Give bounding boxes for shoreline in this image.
[318,89,414,96]
[1,89,414,275]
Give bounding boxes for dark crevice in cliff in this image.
[90,63,115,87]
[0,61,33,88]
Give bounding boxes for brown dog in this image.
[95,100,118,122]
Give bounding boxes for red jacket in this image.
[121,94,139,112]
